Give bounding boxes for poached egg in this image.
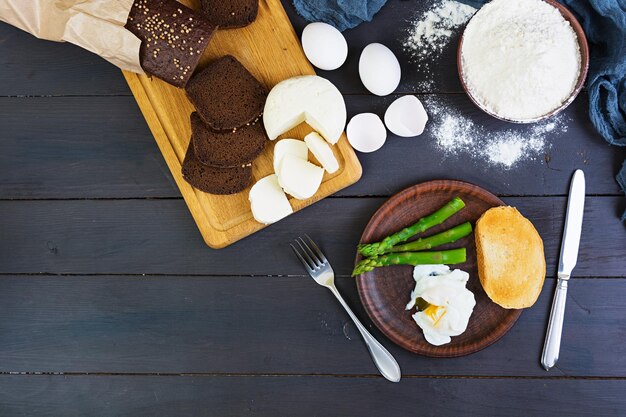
[406,265,476,346]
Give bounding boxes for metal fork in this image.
[291,236,401,383]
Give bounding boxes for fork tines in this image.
[290,235,327,271]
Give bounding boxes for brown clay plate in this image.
[355,180,522,357]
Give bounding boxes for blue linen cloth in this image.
[455,0,626,219]
[619,161,626,220]
[292,0,387,31]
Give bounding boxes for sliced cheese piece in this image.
[304,132,339,174]
[273,138,309,174]
[263,76,346,145]
[277,154,324,200]
[249,174,293,225]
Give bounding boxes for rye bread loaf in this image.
[185,55,267,131]
[126,0,215,88]
[475,206,546,309]
[182,142,252,195]
[190,112,267,167]
[200,0,259,28]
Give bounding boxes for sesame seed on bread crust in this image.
[126,0,216,88]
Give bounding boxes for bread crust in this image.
[181,142,252,195]
[190,112,267,168]
[475,206,546,309]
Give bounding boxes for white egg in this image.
[301,22,348,71]
[358,43,401,96]
[346,113,387,153]
[384,95,429,137]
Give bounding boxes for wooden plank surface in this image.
[0,96,176,199]
[0,197,623,276]
[0,374,624,417]
[0,0,625,414]
[0,24,128,97]
[0,275,624,377]
[1,94,623,199]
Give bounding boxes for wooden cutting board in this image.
[122,0,362,248]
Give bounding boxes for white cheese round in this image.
[263,76,347,144]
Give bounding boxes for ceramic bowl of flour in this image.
[457,0,589,124]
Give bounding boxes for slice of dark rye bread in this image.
[190,112,267,167]
[182,143,252,195]
[199,0,259,28]
[185,55,267,131]
[125,0,216,88]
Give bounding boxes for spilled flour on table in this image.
[425,98,568,168]
[404,0,476,60]
[404,0,476,89]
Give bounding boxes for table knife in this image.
[541,169,585,371]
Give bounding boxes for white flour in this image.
[426,98,567,168]
[404,1,476,90]
[460,0,581,121]
[404,1,476,60]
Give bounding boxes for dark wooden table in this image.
[1,1,625,416]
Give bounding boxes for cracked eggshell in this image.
[358,43,401,96]
[384,95,429,137]
[346,113,387,153]
[304,132,339,174]
[249,174,293,225]
[301,22,348,71]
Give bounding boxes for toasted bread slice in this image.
[475,206,546,309]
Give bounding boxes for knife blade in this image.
[541,169,585,371]
[558,169,586,278]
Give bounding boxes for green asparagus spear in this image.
[388,222,472,253]
[352,248,466,276]
[357,197,466,257]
